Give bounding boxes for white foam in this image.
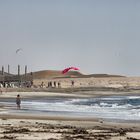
[127,96,140,99]
[0,111,8,114]
[1,95,140,121]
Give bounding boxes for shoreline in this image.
[0,90,140,139]
[1,112,140,124]
[0,114,99,122]
[0,89,140,101]
[0,91,140,123]
[3,86,139,93]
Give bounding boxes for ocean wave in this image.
[127,96,140,99]
[1,95,140,121]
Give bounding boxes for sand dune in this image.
[30,70,124,79]
[31,70,82,79]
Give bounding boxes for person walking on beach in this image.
[16,94,21,109]
[71,80,74,87]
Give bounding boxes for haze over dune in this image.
[31,70,82,79]
[30,70,125,79]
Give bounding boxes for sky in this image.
[0,0,140,76]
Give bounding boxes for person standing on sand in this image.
[58,82,61,88]
[54,81,56,88]
[16,94,21,109]
[71,80,74,87]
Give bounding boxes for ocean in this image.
[0,94,140,122]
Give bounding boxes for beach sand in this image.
[0,117,140,140]
[0,91,140,139]
[33,77,140,89]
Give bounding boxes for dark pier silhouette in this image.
[0,65,33,88]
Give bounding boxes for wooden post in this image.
[25,65,27,82]
[18,65,21,87]
[25,65,27,76]
[8,65,10,74]
[2,66,4,86]
[18,65,20,76]
[2,66,4,75]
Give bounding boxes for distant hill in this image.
[31,70,82,79]
[84,74,125,78]
[30,70,125,79]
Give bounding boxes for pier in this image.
[0,65,33,87]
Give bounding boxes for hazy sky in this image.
[0,0,140,76]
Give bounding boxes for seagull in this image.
[16,48,22,54]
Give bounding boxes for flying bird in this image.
[16,48,22,54]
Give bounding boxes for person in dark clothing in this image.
[71,80,74,87]
[50,81,52,87]
[16,94,21,109]
[54,81,56,88]
[58,82,61,88]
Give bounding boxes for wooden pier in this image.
[0,75,33,83]
[0,65,33,86]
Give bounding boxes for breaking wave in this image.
[0,95,140,121]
